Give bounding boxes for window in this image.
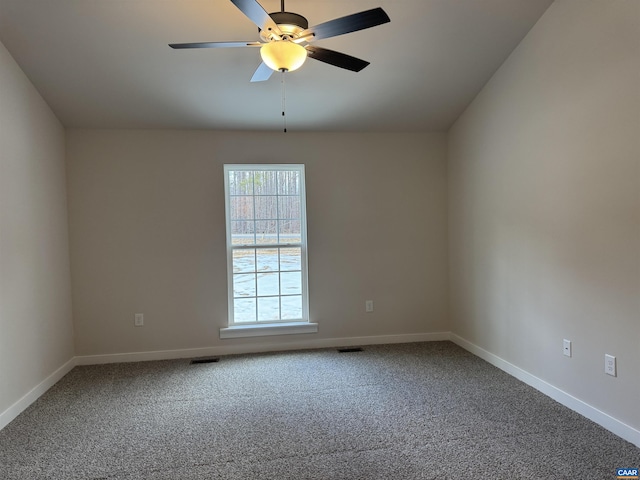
[222,165,313,337]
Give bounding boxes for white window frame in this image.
[220,164,316,339]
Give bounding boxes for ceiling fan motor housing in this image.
[260,11,309,41]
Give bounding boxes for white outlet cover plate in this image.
[135,313,144,327]
[605,354,616,376]
[563,339,571,357]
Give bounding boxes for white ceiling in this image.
[0,0,553,132]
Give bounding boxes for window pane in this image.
[281,295,302,320]
[255,196,277,220]
[233,273,256,297]
[278,196,300,219]
[279,247,301,271]
[278,220,301,244]
[234,298,256,323]
[233,250,255,273]
[257,272,279,297]
[278,219,300,234]
[254,171,277,195]
[231,221,255,245]
[256,248,278,272]
[228,171,254,196]
[230,196,254,220]
[277,171,300,195]
[279,235,301,245]
[255,220,277,245]
[258,297,280,321]
[281,271,301,295]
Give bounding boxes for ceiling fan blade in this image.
[305,46,370,72]
[301,7,390,42]
[230,0,283,37]
[250,62,274,82]
[169,41,262,49]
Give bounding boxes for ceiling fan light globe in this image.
[260,41,307,72]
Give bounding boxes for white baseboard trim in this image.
[450,333,640,448]
[75,331,451,365]
[0,357,77,431]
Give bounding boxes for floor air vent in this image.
[190,357,220,364]
[337,347,363,353]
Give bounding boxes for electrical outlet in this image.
[563,339,571,357]
[605,354,616,376]
[134,313,144,327]
[365,300,374,313]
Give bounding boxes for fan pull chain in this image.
[281,69,287,133]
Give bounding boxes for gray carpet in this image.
[1,341,638,479]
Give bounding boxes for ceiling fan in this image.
[169,0,390,82]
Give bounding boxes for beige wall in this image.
[66,130,449,355]
[0,41,74,416]
[448,0,639,430]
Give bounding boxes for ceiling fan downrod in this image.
[281,69,287,133]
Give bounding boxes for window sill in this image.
[220,322,318,339]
